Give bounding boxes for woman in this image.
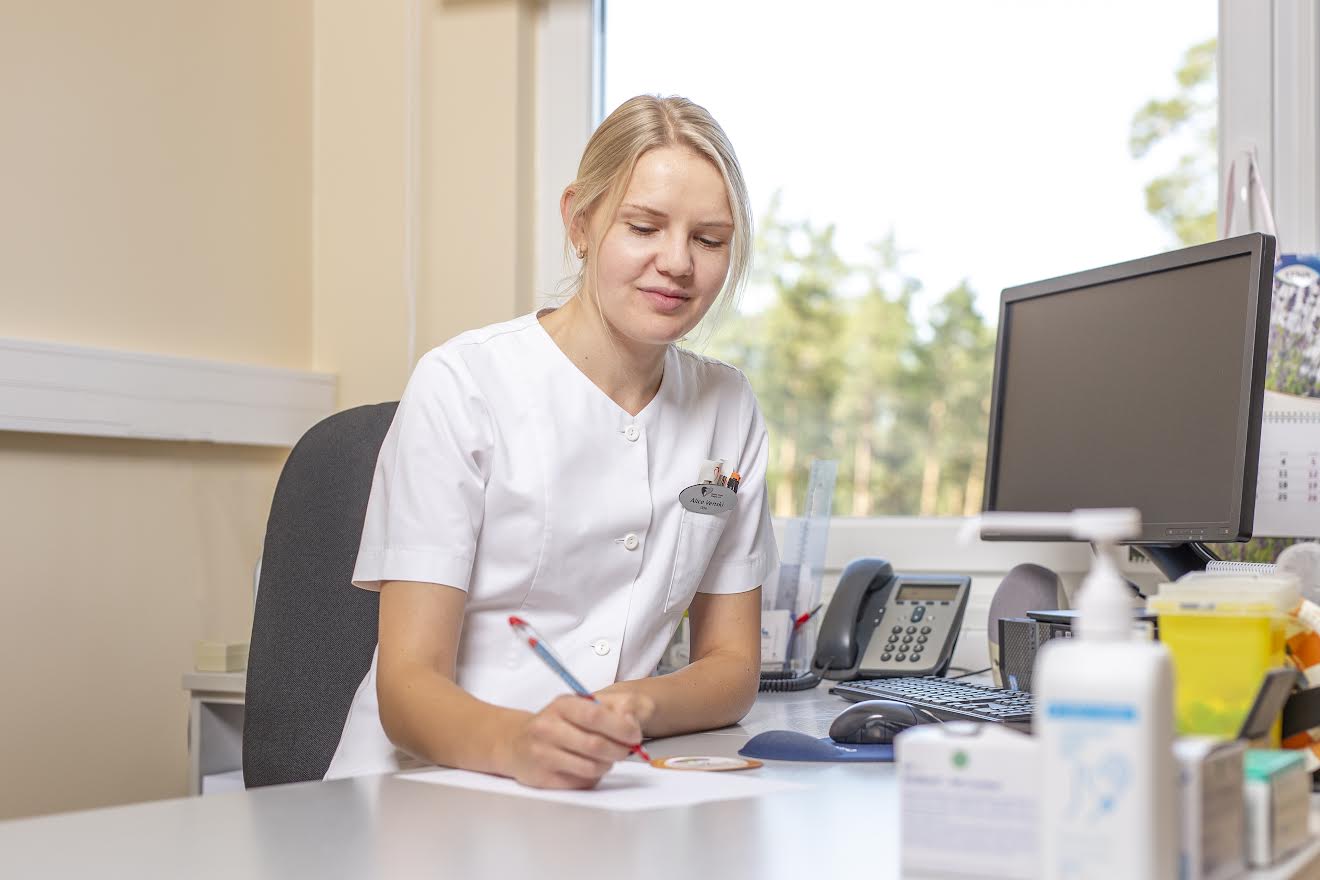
[325,95,778,789]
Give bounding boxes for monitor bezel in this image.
[981,232,1276,544]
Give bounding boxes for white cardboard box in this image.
[1175,736,1246,880]
[897,722,1040,879]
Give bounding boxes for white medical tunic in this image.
[325,311,778,778]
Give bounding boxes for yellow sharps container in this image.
[1147,572,1297,742]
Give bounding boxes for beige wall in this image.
[0,0,540,819]
[0,433,286,818]
[316,0,539,409]
[0,0,313,820]
[312,0,411,408]
[2,0,314,368]
[421,0,538,351]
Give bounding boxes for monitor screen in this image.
[982,234,1275,544]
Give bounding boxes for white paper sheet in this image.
[398,761,803,811]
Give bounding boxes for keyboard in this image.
[829,676,1035,729]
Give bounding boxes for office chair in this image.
[243,402,398,788]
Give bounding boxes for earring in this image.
[575,244,587,260]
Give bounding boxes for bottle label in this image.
[1047,703,1137,722]
[1043,700,1151,878]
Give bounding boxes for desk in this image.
[4,687,1319,879]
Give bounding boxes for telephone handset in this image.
[811,558,971,681]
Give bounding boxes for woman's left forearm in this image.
[598,649,758,738]
[598,588,763,739]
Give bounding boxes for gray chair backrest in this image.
[243,402,398,788]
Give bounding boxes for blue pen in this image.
[508,615,652,761]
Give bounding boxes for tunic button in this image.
[624,424,640,441]
[623,533,640,551]
[593,639,611,656]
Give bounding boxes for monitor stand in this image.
[1138,542,1218,581]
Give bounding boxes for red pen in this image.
[508,616,652,762]
[793,603,824,632]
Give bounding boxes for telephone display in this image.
[895,583,960,602]
[811,558,971,681]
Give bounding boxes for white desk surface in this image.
[3,685,1319,880]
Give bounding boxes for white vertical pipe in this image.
[403,0,422,369]
[1218,0,1274,232]
[1274,0,1320,254]
[534,0,598,303]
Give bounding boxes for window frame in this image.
[1220,0,1320,253]
[533,0,600,303]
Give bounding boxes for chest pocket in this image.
[664,510,729,613]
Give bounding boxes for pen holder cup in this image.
[785,618,818,675]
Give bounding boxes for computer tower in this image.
[995,617,1071,692]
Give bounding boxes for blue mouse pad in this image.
[738,730,894,762]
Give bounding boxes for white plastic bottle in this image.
[979,509,1177,880]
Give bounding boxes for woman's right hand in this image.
[503,694,645,789]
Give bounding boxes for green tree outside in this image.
[699,197,994,518]
[1129,38,1218,248]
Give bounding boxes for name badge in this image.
[679,483,737,514]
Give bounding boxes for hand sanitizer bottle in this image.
[979,509,1176,880]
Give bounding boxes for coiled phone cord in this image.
[757,670,823,692]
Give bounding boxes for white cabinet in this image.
[182,672,246,796]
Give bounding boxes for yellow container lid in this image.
[1147,571,1298,617]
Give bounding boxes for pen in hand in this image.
[508,615,653,762]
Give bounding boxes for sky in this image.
[602,0,1218,324]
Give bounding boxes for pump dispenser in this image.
[1072,509,1141,641]
[976,509,1176,880]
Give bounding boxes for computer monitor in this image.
[981,233,1276,575]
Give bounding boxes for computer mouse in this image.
[828,699,931,745]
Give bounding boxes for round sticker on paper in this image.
[679,483,737,514]
[650,755,762,772]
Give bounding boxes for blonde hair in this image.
[562,95,752,327]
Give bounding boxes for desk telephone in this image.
[811,558,971,680]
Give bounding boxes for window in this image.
[601,1,1218,518]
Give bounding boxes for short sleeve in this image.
[351,347,493,592]
[696,374,779,595]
